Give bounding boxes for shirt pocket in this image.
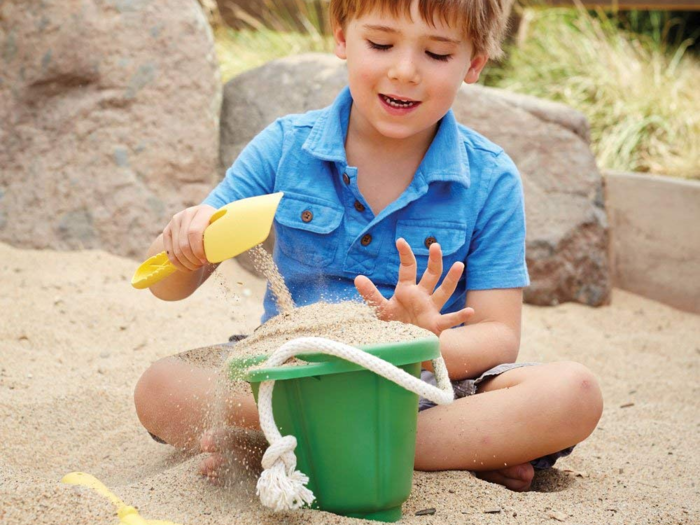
[395,220,467,278]
[275,192,344,267]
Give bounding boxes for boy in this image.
[134,0,603,492]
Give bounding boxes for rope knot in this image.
[256,435,315,511]
[260,435,298,470]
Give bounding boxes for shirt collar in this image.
[302,85,470,188]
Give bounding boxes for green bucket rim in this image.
[228,336,439,383]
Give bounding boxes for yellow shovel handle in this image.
[131,252,177,290]
[62,472,180,525]
[62,471,126,508]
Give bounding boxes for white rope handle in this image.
[255,337,453,511]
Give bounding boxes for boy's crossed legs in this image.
[416,360,602,490]
[134,350,602,492]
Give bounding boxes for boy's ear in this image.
[464,54,489,84]
[333,22,348,60]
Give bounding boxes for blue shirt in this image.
[203,86,529,323]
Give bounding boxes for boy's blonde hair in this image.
[330,0,508,59]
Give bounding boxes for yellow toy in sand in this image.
[61,472,181,525]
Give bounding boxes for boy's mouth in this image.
[379,94,420,108]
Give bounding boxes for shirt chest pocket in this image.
[274,193,344,267]
[395,220,467,278]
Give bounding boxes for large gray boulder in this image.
[0,0,221,259]
[220,53,610,307]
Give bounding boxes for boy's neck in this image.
[345,105,437,162]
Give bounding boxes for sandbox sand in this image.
[1,241,698,524]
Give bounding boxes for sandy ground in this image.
[1,241,698,524]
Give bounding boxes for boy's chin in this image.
[373,122,432,142]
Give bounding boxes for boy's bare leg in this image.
[415,361,603,491]
[134,356,260,450]
[136,358,602,491]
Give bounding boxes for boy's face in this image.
[333,1,488,142]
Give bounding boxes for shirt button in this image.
[301,210,313,223]
[343,173,350,185]
[361,234,372,246]
[354,200,366,212]
[425,236,437,248]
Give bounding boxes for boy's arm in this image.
[427,151,528,379]
[426,288,523,380]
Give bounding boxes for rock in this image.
[547,510,568,521]
[218,53,610,306]
[480,87,591,144]
[451,83,610,306]
[0,0,222,260]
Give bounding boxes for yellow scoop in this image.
[131,192,284,289]
[61,471,180,525]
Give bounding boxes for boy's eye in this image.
[367,40,452,62]
[426,51,452,62]
[367,40,391,51]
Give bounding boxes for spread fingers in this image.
[418,242,443,293]
[396,238,418,285]
[432,261,465,309]
[354,275,388,313]
[436,307,475,333]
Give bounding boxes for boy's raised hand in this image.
[162,204,217,272]
[354,238,475,336]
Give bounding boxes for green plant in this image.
[214,0,334,81]
[484,6,699,179]
[214,25,334,82]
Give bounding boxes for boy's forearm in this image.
[424,322,520,380]
[145,234,216,301]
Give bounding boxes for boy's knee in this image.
[134,358,176,433]
[552,361,603,439]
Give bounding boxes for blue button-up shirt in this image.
[204,86,529,323]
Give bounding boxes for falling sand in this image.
[247,245,295,315]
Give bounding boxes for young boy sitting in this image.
[134,0,603,492]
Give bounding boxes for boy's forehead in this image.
[359,20,462,44]
[349,1,466,41]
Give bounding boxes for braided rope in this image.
[255,337,453,511]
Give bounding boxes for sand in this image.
[1,240,699,524]
[247,244,295,315]
[231,301,435,360]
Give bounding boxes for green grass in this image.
[213,6,699,179]
[214,26,334,82]
[483,8,699,179]
[213,0,333,81]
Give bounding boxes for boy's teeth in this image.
[382,95,416,108]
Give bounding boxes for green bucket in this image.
[229,336,439,522]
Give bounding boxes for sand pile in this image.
[231,301,435,360]
[1,241,699,524]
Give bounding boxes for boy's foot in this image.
[198,428,265,485]
[475,463,534,492]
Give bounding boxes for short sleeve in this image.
[202,118,284,208]
[466,153,530,290]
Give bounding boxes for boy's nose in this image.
[388,54,420,84]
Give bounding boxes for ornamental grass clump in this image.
[214,0,333,82]
[484,7,700,179]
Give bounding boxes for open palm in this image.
[355,238,474,335]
